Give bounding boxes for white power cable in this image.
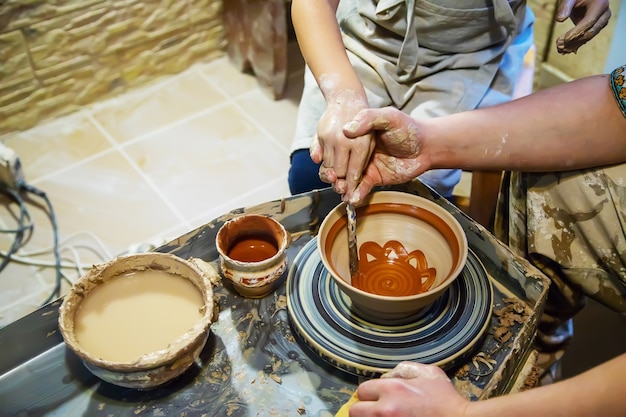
[1,230,115,270]
[61,271,77,287]
[60,245,86,276]
[2,233,169,270]
[17,230,113,260]
[1,251,96,270]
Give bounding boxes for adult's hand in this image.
[555,0,611,54]
[312,88,374,199]
[348,362,469,417]
[339,107,428,204]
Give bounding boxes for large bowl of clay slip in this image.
[318,191,468,324]
[58,252,216,390]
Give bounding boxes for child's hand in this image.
[312,88,374,199]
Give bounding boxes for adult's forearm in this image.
[291,0,366,100]
[466,353,626,417]
[425,74,626,172]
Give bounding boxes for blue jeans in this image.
[288,149,331,195]
[288,149,459,199]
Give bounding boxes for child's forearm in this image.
[291,0,366,101]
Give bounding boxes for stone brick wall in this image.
[0,0,225,135]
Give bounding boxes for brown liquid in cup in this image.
[353,240,436,296]
[227,233,278,262]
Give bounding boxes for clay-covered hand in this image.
[338,107,427,204]
[311,88,375,199]
[555,0,611,54]
[348,361,469,417]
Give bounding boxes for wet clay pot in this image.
[216,214,290,298]
[58,252,217,390]
[318,191,468,324]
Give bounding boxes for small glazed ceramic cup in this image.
[318,191,468,324]
[58,252,216,390]
[216,214,290,298]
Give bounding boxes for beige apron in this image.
[292,0,533,196]
[338,0,525,110]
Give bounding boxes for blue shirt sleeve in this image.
[610,65,626,118]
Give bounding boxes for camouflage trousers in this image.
[494,165,626,382]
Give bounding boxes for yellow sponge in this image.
[335,391,359,417]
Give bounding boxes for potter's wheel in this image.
[286,238,493,377]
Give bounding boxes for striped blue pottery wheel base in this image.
[286,237,493,377]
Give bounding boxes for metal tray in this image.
[0,182,549,416]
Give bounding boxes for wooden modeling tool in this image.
[346,202,359,279]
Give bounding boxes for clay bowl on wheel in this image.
[317,191,468,324]
[58,252,216,390]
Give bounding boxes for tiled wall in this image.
[0,0,226,136]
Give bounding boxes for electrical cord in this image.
[0,251,102,270]
[0,215,33,234]
[0,144,165,308]
[61,245,85,277]
[19,230,113,260]
[0,186,33,275]
[19,182,62,305]
[0,144,134,309]
[1,230,113,269]
[0,143,63,306]
[0,190,165,305]
[0,186,98,306]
